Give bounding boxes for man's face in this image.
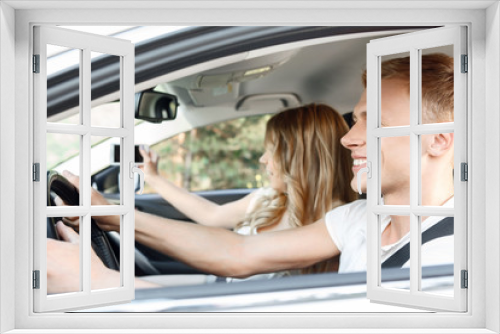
[341,79,411,199]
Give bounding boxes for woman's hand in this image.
[47,221,120,293]
[61,170,120,232]
[138,145,160,180]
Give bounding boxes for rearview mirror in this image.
[135,90,179,123]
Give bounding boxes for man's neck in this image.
[381,216,410,246]
[381,189,453,247]
[383,187,453,207]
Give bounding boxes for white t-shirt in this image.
[325,198,454,273]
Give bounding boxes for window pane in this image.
[420,133,454,207]
[46,133,81,207]
[91,136,122,204]
[47,45,81,125]
[91,215,121,291]
[380,136,410,206]
[420,215,454,297]
[381,215,410,291]
[91,52,121,128]
[47,217,81,294]
[46,133,81,171]
[420,45,454,125]
[91,101,122,128]
[380,52,410,128]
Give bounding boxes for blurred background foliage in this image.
[147,114,271,193]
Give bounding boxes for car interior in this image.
[45,26,455,311]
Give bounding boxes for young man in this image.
[47,53,455,291]
[330,53,454,272]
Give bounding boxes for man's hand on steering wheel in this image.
[52,170,163,278]
[61,170,121,233]
[48,170,120,271]
[47,221,120,294]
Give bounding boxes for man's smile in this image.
[352,158,367,173]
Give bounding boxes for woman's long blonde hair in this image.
[238,103,357,273]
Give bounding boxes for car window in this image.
[145,114,272,193]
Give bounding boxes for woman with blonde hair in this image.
[51,103,356,291]
[135,103,356,278]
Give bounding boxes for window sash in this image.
[366,25,468,312]
[33,25,135,312]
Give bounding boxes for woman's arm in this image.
[62,169,254,230]
[133,210,340,278]
[139,148,255,229]
[144,173,254,229]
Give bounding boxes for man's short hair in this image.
[362,53,454,123]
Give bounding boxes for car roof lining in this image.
[46,26,432,118]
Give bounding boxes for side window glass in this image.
[146,114,271,193]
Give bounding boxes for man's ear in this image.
[426,133,454,157]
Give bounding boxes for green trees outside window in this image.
[148,114,271,192]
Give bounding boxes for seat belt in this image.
[381,217,454,268]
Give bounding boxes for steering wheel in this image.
[47,170,161,276]
[46,171,120,271]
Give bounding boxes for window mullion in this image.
[372,205,455,216]
[373,124,454,138]
[373,127,410,137]
[121,51,135,293]
[81,48,91,207]
[45,205,129,217]
[366,48,381,297]
[413,123,454,135]
[409,47,420,295]
[81,214,91,293]
[80,48,92,294]
[46,123,130,138]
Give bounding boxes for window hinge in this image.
[33,163,40,182]
[33,270,40,289]
[461,54,468,73]
[461,270,468,289]
[33,54,40,73]
[461,162,468,182]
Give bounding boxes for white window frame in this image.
[32,25,136,312]
[365,26,468,312]
[0,2,498,333]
